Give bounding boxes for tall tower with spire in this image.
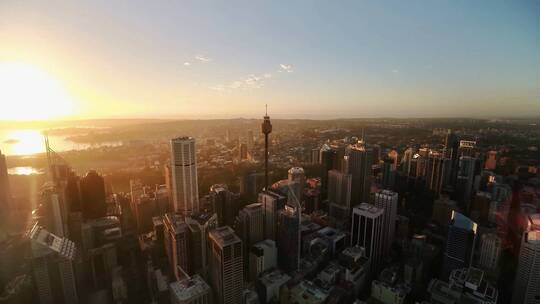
[261,105,272,191]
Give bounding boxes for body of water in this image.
[0,128,121,156]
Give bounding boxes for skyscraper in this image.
[477,232,501,274]
[425,151,448,194]
[277,204,301,272]
[247,129,254,150]
[328,170,352,208]
[237,204,264,247]
[171,137,199,214]
[328,170,352,229]
[456,156,478,208]
[319,144,335,200]
[400,147,416,176]
[0,150,11,215]
[351,203,384,271]
[209,226,244,304]
[80,170,107,220]
[442,211,477,279]
[185,213,217,277]
[373,190,398,255]
[345,144,373,204]
[381,157,396,190]
[261,106,272,191]
[512,214,540,304]
[258,190,286,240]
[287,167,305,205]
[209,184,233,227]
[237,203,264,281]
[163,213,189,280]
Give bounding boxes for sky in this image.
[0,0,539,120]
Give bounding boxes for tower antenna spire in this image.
[261,105,272,191]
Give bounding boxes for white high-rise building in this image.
[373,190,398,255]
[209,226,243,304]
[351,203,384,271]
[512,214,540,304]
[171,137,199,214]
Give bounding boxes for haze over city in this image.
[1,2,540,304]
[1,0,539,120]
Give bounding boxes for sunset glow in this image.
[0,62,74,120]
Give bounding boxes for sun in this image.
[0,62,74,120]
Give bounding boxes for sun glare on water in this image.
[0,62,74,120]
[4,129,45,155]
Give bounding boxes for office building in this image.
[351,203,384,271]
[319,144,335,200]
[442,211,477,279]
[171,137,199,214]
[400,148,415,176]
[80,170,107,220]
[31,246,79,304]
[239,142,248,160]
[163,213,190,280]
[247,130,254,150]
[425,151,448,194]
[338,246,369,296]
[210,184,233,227]
[345,144,373,204]
[209,226,244,304]
[456,156,478,207]
[432,196,459,226]
[185,213,218,276]
[170,274,212,304]
[370,268,410,304]
[29,224,78,304]
[381,157,396,190]
[477,233,501,274]
[277,204,301,272]
[485,151,497,170]
[373,190,398,255]
[0,150,11,216]
[258,190,286,240]
[249,239,277,281]
[255,269,291,304]
[512,214,540,304]
[287,167,306,206]
[327,170,352,209]
[237,203,265,280]
[428,267,497,304]
[240,172,264,202]
[289,280,328,304]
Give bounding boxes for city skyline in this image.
[1,1,539,120]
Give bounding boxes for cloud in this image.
[392,68,399,74]
[211,72,274,92]
[279,64,293,73]
[210,63,291,93]
[184,62,191,66]
[195,55,212,63]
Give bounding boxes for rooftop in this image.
[259,269,291,287]
[353,203,383,216]
[171,136,195,142]
[170,274,210,301]
[209,226,241,247]
[451,211,477,232]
